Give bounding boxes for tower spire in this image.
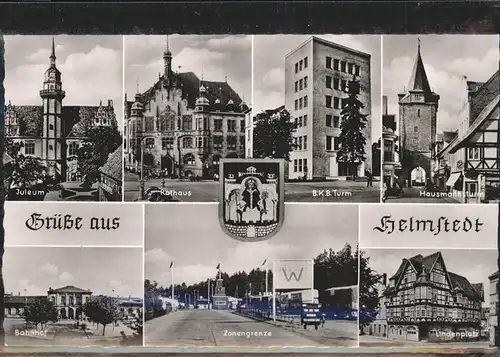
[406,38,431,93]
[50,36,56,66]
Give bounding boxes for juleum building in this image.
[366,252,483,342]
[283,36,373,180]
[4,285,142,320]
[4,38,118,183]
[124,38,251,179]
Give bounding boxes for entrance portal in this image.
[410,166,426,187]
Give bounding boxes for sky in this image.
[383,35,499,133]
[253,35,382,141]
[145,203,358,286]
[360,203,498,249]
[3,35,124,128]
[4,202,143,247]
[4,247,143,297]
[124,35,252,106]
[365,249,497,307]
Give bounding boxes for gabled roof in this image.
[407,45,432,94]
[140,72,246,113]
[99,145,123,181]
[50,285,91,294]
[385,251,483,300]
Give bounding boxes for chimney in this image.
[383,96,388,115]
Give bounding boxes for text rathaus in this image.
[124,39,251,178]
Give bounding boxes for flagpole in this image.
[265,260,269,295]
[171,261,174,300]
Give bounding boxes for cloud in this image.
[41,263,59,275]
[17,278,44,296]
[145,248,172,265]
[58,272,74,283]
[5,38,124,127]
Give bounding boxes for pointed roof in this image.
[50,37,56,60]
[407,40,432,93]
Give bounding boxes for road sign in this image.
[274,259,314,290]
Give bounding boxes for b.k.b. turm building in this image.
[4,285,142,320]
[4,38,118,183]
[124,40,250,179]
[397,42,440,189]
[378,252,483,342]
[284,36,372,180]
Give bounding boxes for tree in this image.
[0,33,6,347]
[83,296,120,336]
[122,310,143,345]
[337,76,368,180]
[71,107,96,137]
[4,137,46,190]
[76,126,122,186]
[22,297,58,329]
[253,109,298,161]
[359,250,382,334]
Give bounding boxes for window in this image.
[298,136,303,150]
[417,109,420,117]
[355,65,360,76]
[333,59,339,71]
[303,115,308,126]
[326,95,332,108]
[214,119,223,131]
[333,77,339,90]
[295,63,298,73]
[304,96,308,107]
[334,136,340,150]
[334,116,340,128]
[162,137,174,150]
[348,63,354,74]
[182,137,193,148]
[304,57,308,68]
[334,97,340,109]
[299,97,303,109]
[341,79,347,91]
[326,114,333,127]
[294,100,298,111]
[412,138,418,145]
[326,135,333,151]
[69,142,78,156]
[304,158,308,172]
[326,76,332,89]
[326,56,332,69]
[299,60,303,71]
[303,136,308,150]
[213,135,223,149]
[227,119,236,132]
[340,61,346,72]
[227,136,237,150]
[468,147,480,160]
[240,119,245,131]
[295,81,298,92]
[196,137,203,148]
[299,78,303,90]
[414,126,418,132]
[182,115,192,130]
[294,159,298,172]
[304,76,308,88]
[25,141,35,155]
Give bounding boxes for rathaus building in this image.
[124,39,250,178]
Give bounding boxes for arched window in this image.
[182,137,193,149]
[183,153,196,166]
[145,138,155,147]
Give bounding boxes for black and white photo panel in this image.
[144,203,359,348]
[123,35,251,203]
[3,35,124,202]
[3,247,143,347]
[381,35,499,204]
[252,35,382,203]
[359,248,497,348]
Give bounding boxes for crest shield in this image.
[218,159,285,242]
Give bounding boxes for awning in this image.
[446,172,461,187]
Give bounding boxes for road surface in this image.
[145,309,339,347]
[124,173,380,203]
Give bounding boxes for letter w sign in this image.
[274,259,314,290]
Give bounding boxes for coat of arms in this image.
[219,159,285,242]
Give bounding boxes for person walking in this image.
[366,170,373,187]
